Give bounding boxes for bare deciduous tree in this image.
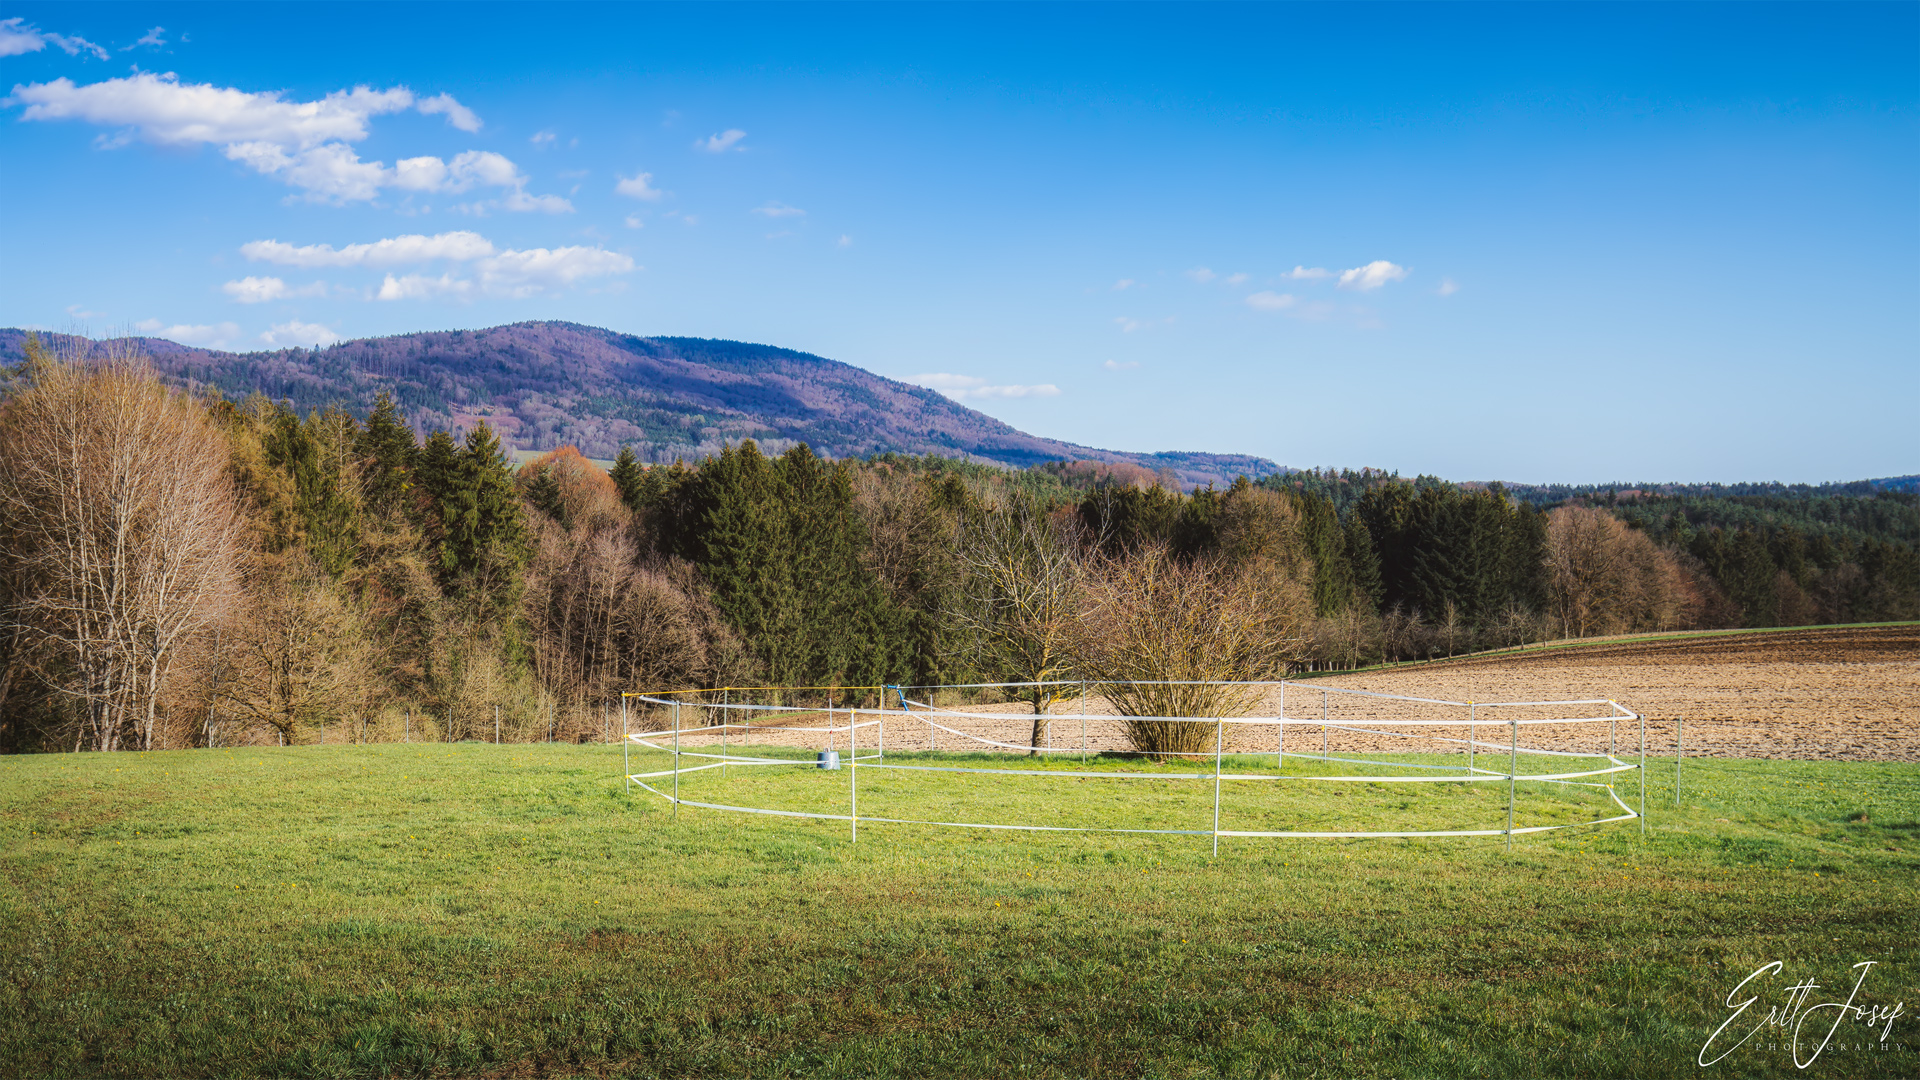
[0,337,243,750]
[946,501,1085,752]
[1076,543,1308,759]
[1546,505,1690,637]
[220,552,378,744]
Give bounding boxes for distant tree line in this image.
[1,335,1914,753]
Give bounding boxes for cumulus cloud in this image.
[0,18,109,60]
[625,214,645,229]
[221,276,326,303]
[243,230,632,299]
[259,320,340,348]
[1436,277,1459,297]
[242,230,496,267]
[475,245,635,297]
[615,171,663,200]
[1287,266,1331,280]
[132,319,241,349]
[376,273,472,301]
[415,91,481,132]
[695,128,746,153]
[1245,291,1296,311]
[1337,260,1409,291]
[5,73,563,208]
[751,201,804,218]
[909,374,1061,402]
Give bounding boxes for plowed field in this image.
[693,624,1918,764]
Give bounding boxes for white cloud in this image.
[377,273,473,301]
[1287,266,1331,280]
[1246,291,1296,311]
[6,73,565,208]
[415,92,481,132]
[1436,277,1460,297]
[10,72,411,147]
[615,171,663,201]
[499,188,573,213]
[1113,279,1136,291]
[1225,272,1249,285]
[127,26,167,50]
[1103,359,1141,371]
[909,374,1061,401]
[133,319,242,349]
[1185,267,1216,283]
[624,214,645,229]
[695,128,746,153]
[530,130,556,147]
[1114,316,1173,333]
[221,276,326,303]
[259,320,340,348]
[476,245,635,297]
[0,18,109,60]
[751,201,804,218]
[243,230,496,267]
[1337,260,1409,291]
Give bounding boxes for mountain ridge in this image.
[0,322,1284,490]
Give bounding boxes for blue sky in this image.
[2,2,1914,483]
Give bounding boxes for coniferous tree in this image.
[608,446,645,511]
[354,391,418,516]
[262,405,359,575]
[1345,513,1384,609]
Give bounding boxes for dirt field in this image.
[644,624,1918,765]
[1313,624,1919,762]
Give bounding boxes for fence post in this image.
[621,695,629,793]
[1637,706,1646,836]
[495,704,500,745]
[405,706,410,743]
[1278,681,1286,769]
[1212,716,1224,857]
[673,702,681,818]
[849,704,858,844]
[1321,689,1329,759]
[1506,717,1518,852]
[1468,702,1475,774]
[1080,681,1087,762]
[1675,715,1683,807]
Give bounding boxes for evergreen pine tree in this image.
[1344,513,1384,609]
[262,405,359,575]
[354,391,418,516]
[608,445,645,510]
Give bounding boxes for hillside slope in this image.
[0,323,1280,488]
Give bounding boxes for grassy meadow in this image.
[1,740,1915,1078]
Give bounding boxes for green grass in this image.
[1,743,1915,1078]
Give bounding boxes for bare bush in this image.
[0,338,243,750]
[1077,543,1308,759]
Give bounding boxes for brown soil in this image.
[653,625,1918,764]
[1310,624,1920,762]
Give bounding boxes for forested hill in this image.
[0,323,1281,490]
